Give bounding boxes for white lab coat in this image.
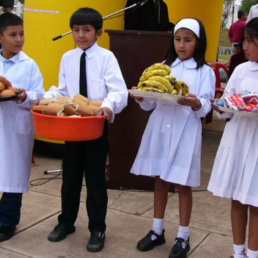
[131,58,215,186]
[208,61,258,207]
[44,43,128,122]
[0,51,44,193]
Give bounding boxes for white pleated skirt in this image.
[208,114,258,207]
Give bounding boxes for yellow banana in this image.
[140,69,169,82]
[147,76,173,93]
[140,80,169,93]
[164,75,177,87]
[143,63,171,74]
[171,89,178,95]
[140,86,164,93]
[174,80,189,96]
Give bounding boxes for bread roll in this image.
[31,105,45,113]
[72,94,90,105]
[39,97,57,105]
[0,81,5,91]
[0,89,15,97]
[90,100,102,107]
[0,76,12,88]
[76,104,100,116]
[63,104,81,116]
[8,87,18,94]
[42,103,63,116]
[55,96,71,105]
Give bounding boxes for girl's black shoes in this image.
[169,237,190,258]
[137,229,166,251]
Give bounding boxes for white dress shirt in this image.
[44,42,128,122]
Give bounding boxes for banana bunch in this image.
[137,63,189,96]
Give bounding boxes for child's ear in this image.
[96,29,102,39]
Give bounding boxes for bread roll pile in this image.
[32,94,102,117]
[0,76,18,97]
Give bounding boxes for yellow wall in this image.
[23,1,223,143]
[23,0,224,88]
[23,0,125,90]
[23,0,223,90]
[164,0,224,61]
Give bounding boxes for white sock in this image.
[233,244,246,257]
[246,248,258,258]
[151,218,164,240]
[177,226,189,241]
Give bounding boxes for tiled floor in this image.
[0,113,235,258]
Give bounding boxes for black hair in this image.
[70,8,103,31]
[244,17,258,44]
[165,18,207,69]
[1,0,14,8]
[0,13,23,35]
[238,9,247,19]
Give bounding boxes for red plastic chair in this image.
[205,62,229,123]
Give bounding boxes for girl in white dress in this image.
[208,18,258,258]
[130,18,215,258]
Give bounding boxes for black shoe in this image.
[137,230,166,252]
[48,224,75,242]
[169,237,190,258]
[87,231,105,252]
[0,226,15,242]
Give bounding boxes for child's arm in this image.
[16,61,44,109]
[129,86,156,111]
[101,54,128,122]
[178,65,216,118]
[177,93,201,110]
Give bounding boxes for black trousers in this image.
[58,123,108,233]
[0,192,22,228]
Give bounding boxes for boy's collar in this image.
[0,51,21,63]
[79,42,98,58]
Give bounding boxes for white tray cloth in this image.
[218,106,258,117]
[128,89,181,105]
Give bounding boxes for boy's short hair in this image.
[0,13,23,35]
[238,10,247,19]
[70,8,103,31]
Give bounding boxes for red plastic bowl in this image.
[31,110,105,141]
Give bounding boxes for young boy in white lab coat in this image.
[0,13,44,241]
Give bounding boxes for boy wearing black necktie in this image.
[44,7,128,252]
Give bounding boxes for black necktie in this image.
[79,51,87,97]
[155,0,159,9]
[154,0,160,24]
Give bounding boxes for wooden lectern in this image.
[106,30,172,190]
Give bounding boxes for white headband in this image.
[174,18,200,38]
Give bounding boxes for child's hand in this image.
[177,93,201,110]
[34,97,44,106]
[211,98,220,111]
[13,88,27,102]
[129,86,143,102]
[98,107,112,121]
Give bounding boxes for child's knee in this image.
[176,185,192,195]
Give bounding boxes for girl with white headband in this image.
[130,18,215,257]
[208,18,258,258]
